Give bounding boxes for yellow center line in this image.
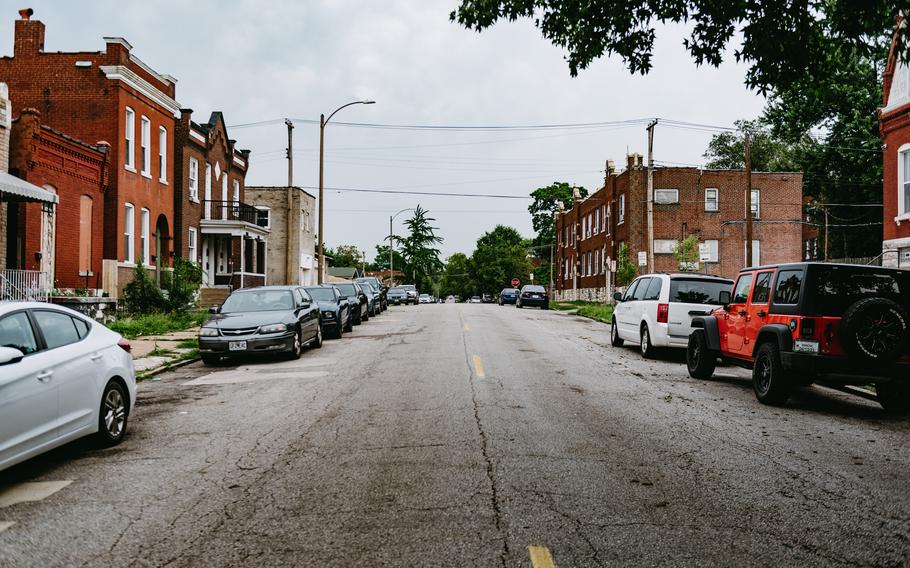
[472,354,485,378]
[528,545,556,568]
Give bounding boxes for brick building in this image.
[8,108,109,290]
[554,154,805,301]
[0,9,179,296]
[174,110,266,306]
[880,19,910,269]
[245,186,316,286]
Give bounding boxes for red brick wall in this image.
[881,110,910,242]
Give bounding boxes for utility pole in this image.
[646,119,658,273]
[317,113,325,284]
[824,207,829,260]
[285,119,294,285]
[285,119,294,186]
[744,129,753,267]
[389,216,394,286]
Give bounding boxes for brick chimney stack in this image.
[14,8,45,56]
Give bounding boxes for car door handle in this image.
[36,371,53,382]
[738,309,747,316]
[90,353,104,361]
[757,311,767,318]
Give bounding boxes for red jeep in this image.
[687,263,910,410]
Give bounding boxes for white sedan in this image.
[0,302,137,472]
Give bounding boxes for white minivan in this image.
[0,302,137,472]
[611,273,734,358]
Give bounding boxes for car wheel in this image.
[610,318,624,347]
[686,330,715,380]
[876,382,910,413]
[753,342,794,405]
[96,380,128,447]
[542,302,549,310]
[353,311,362,326]
[287,329,303,360]
[201,353,220,365]
[362,309,369,322]
[640,324,657,359]
[344,313,353,332]
[312,325,323,348]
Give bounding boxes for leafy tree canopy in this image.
[326,244,363,268]
[470,225,533,295]
[440,252,474,300]
[397,205,445,286]
[450,0,908,93]
[528,182,588,244]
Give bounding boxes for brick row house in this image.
[880,19,910,269]
[554,154,805,301]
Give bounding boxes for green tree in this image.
[528,182,588,245]
[615,243,637,288]
[440,252,474,300]
[398,205,444,286]
[162,257,203,311]
[371,243,405,273]
[673,235,700,271]
[703,119,801,171]
[450,1,908,93]
[469,225,533,295]
[325,244,362,268]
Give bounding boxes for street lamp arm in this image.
[325,100,376,125]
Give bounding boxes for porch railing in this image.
[202,200,265,226]
[0,270,51,302]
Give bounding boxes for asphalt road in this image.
[2,303,909,567]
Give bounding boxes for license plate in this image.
[228,341,247,351]
[793,340,819,354]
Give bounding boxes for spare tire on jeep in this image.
[840,297,910,365]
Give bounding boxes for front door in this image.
[745,271,775,353]
[723,272,754,357]
[39,200,56,282]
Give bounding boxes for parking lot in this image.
[2,303,909,566]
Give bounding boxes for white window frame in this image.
[124,108,135,170]
[188,227,197,263]
[204,163,212,218]
[140,116,151,177]
[654,188,679,204]
[594,249,599,275]
[654,239,677,254]
[123,203,135,263]
[705,188,718,212]
[704,239,719,263]
[898,144,910,220]
[587,252,593,276]
[618,194,625,224]
[140,208,150,264]
[749,189,760,219]
[158,126,167,183]
[232,179,240,205]
[256,206,271,229]
[221,175,228,219]
[188,157,199,201]
[594,209,599,234]
[581,254,586,276]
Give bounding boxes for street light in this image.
[317,99,376,284]
[389,207,415,287]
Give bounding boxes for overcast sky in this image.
[5,0,766,260]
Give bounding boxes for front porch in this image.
[199,200,269,297]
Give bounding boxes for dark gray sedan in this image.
[198,286,322,364]
[304,286,352,339]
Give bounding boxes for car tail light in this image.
[117,338,132,353]
[800,318,815,338]
[657,303,669,323]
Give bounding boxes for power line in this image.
[302,185,533,199]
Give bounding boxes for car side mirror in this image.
[0,346,25,366]
[718,291,731,305]
[209,306,221,314]
[613,292,623,302]
[299,301,311,309]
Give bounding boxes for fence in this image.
[0,270,51,302]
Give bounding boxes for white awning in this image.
[0,171,58,204]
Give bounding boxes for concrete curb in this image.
[137,356,200,381]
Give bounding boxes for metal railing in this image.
[201,200,264,226]
[1,270,51,302]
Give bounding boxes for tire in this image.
[96,380,128,447]
[542,302,549,310]
[344,312,353,332]
[312,325,323,348]
[640,324,657,359]
[362,308,369,322]
[840,297,909,365]
[752,342,794,406]
[353,310,362,326]
[687,330,716,380]
[201,353,220,366]
[876,382,910,413]
[610,318,624,347]
[287,329,303,360]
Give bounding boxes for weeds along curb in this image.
[136,355,199,382]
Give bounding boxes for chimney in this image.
[14,8,44,56]
[606,159,615,175]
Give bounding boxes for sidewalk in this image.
[130,328,200,378]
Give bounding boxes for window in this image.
[602,246,606,272]
[221,175,228,219]
[188,227,197,263]
[601,206,607,233]
[900,247,910,268]
[745,240,760,266]
[606,205,611,235]
[232,179,240,205]
[643,277,662,301]
[158,126,167,182]
[78,195,93,275]
[188,158,199,201]
[123,203,135,263]
[594,209,599,234]
[774,269,803,305]
[705,188,718,212]
[588,252,593,275]
[654,189,679,204]
[124,107,135,169]
[140,116,151,176]
[752,272,773,304]
[901,148,910,216]
[581,254,586,276]
[204,163,212,218]
[749,189,760,218]
[33,311,82,349]
[731,273,753,304]
[669,278,730,305]
[588,213,593,237]
[654,239,677,254]
[703,240,719,263]
[140,208,150,264]
[256,207,271,229]
[632,278,651,301]
[0,312,38,354]
[594,249,599,275]
[564,226,569,246]
[618,194,625,224]
[623,278,641,301]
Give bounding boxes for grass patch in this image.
[146,346,177,358]
[176,339,198,349]
[575,303,614,324]
[109,309,208,339]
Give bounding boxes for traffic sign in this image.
[511,278,521,288]
[698,243,711,262]
[638,251,647,267]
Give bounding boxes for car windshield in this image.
[221,290,294,313]
[401,285,416,290]
[669,278,732,305]
[306,288,338,302]
[335,284,356,295]
[523,286,545,293]
[808,266,908,316]
[501,289,518,294]
[389,287,406,295]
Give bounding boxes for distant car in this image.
[0,302,137,472]
[387,286,408,305]
[304,286,353,339]
[499,288,519,305]
[481,293,493,303]
[399,284,419,305]
[354,277,387,311]
[446,295,456,303]
[418,293,432,304]
[469,296,482,304]
[358,281,382,316]
[516,285,548,309]
[334,282,369,325]
[612,273,733,359]
[199,286,322,363]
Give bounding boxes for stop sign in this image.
[511,278,520,288]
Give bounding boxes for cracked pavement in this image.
[1,304,909,566]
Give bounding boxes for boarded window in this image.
[79,195,93,274]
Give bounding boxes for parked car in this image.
[399,284,419,305]
[516,285,548,309]
[388,287,408,305]
[334,282,369,325]
[611,273,734,358]
[418,293,432,304]
[469,296,482,304]
[687,263,910,410]
[355,277,387,311]
[199,286,322,363]
[305,285,353,339]
[481,293,494,303]
[0,302,137,472]
[499,288,519,305]
[359,281,382,316]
